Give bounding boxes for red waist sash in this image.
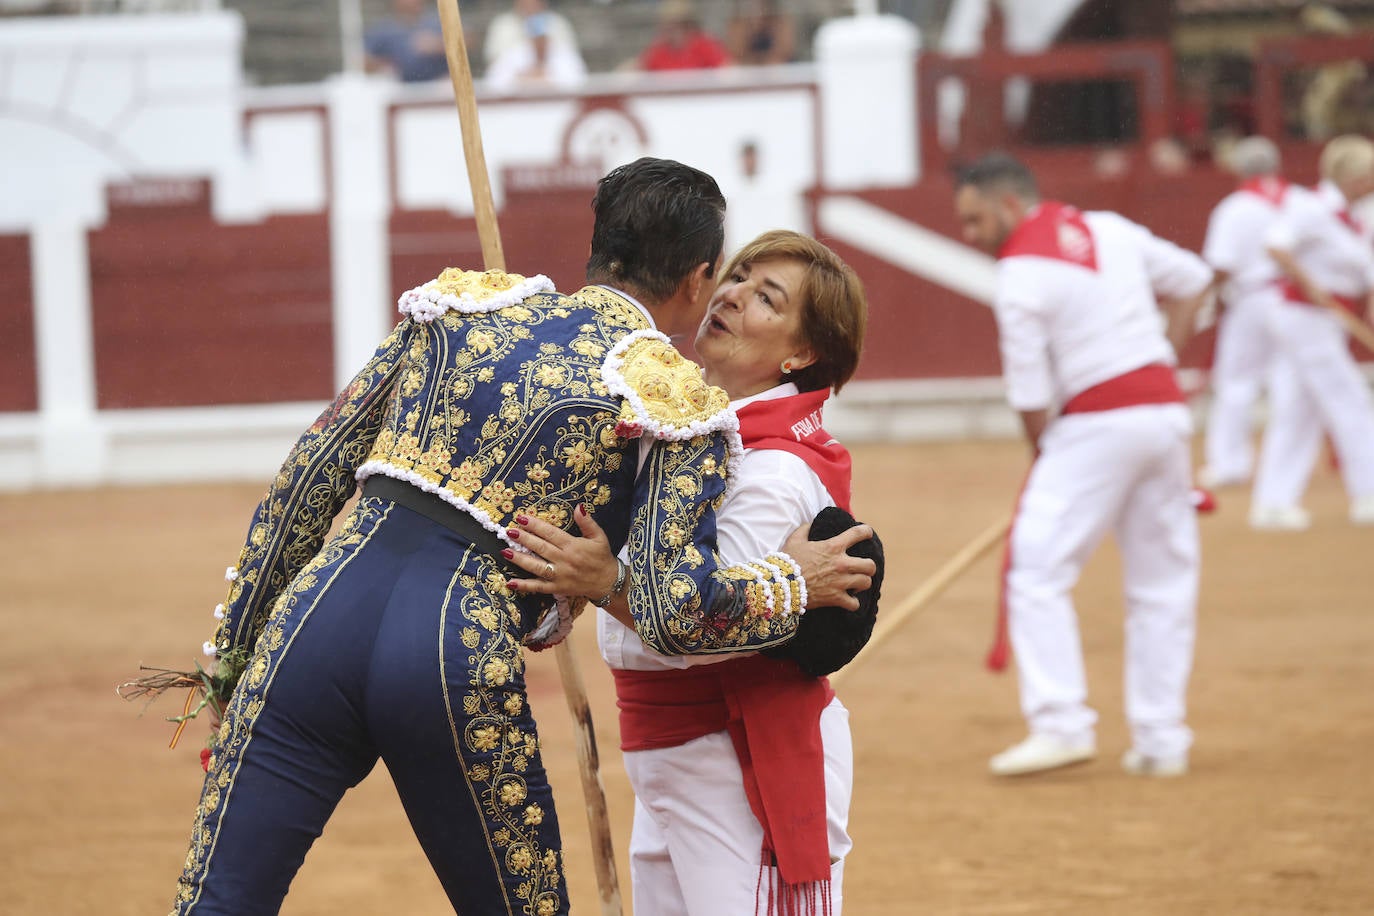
[1061,363,1183,415]
[614,655,835,893]
[1276,279,1361,313]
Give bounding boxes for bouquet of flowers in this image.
[118,647,249,769]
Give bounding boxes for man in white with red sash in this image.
[1249,135,1374,528]
[954,154,1213,778]
[1201,137,1289,488]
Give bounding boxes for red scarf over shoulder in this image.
[735,387,852,512]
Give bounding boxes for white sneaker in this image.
[989,734,1095,777]
[1121,749,1188,778]
[1350,495,1374,526]
[1198,465,1247,489]
[1248,505,1311,531]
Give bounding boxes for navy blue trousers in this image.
[172,496,569,915]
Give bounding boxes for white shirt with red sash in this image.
[995,202,1211,413]
[1199,177,1292,485]
[1204,176,1290,307]
[1266,180,1374,311]
[598,383,837,671]
[989,202,1204,762]
[1250,180,1374,513]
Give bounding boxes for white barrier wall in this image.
[0,12,247,486]
[0,11,1027,491]
[0,12,246,230]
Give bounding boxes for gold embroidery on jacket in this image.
[361,287,652,536]
[212,324,411,656]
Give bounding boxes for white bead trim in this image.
[750,564,776,619]
[768,551,807,616]
[397,274,555,323]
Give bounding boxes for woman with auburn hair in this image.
[506,230,877,915]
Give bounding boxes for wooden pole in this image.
[435,0,505,271]
[1332,305,1374,354]
[831,516,1011,687]
[554,627,622,915]
[434,4,621,914]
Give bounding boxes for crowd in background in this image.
[363,0,801,92]
[358,0,1374,168]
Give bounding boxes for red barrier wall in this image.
[0,233,37,412]
[89,182,334,409]
[388,184,597,316]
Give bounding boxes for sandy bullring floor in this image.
[1,439,1371,914]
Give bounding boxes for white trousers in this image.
[1007,404,1198,758]
[624,698,853,916]
[1204,296,1276,482]
[1252,298,1374,509]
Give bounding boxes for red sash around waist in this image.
[1276,279,1361,313]
[1060,363,1184,415]
[613,655,835,894]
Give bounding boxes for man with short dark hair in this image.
[954,153,1212,779]
[169,157,875,914]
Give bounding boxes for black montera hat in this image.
[762,506,884,678]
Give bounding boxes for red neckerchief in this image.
[1238,175,1289,207]
[734,388,852,512]
[1311,183,1363,233]
[998,200,1098,271]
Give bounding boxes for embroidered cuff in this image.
[766,551,807,614]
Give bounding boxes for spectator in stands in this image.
[1174,73,1213,162]
[639,0,731,72]
[1298,4,1368,140]
[486,10,588,92]
[364,0,448,83]
[725,0,796,66]
[484,0,581,71]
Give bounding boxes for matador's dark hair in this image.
[954,152,1041,203]
[586,157,726,303]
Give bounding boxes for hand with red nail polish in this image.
[498,508,621,612]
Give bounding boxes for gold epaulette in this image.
[601,330,733,440]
